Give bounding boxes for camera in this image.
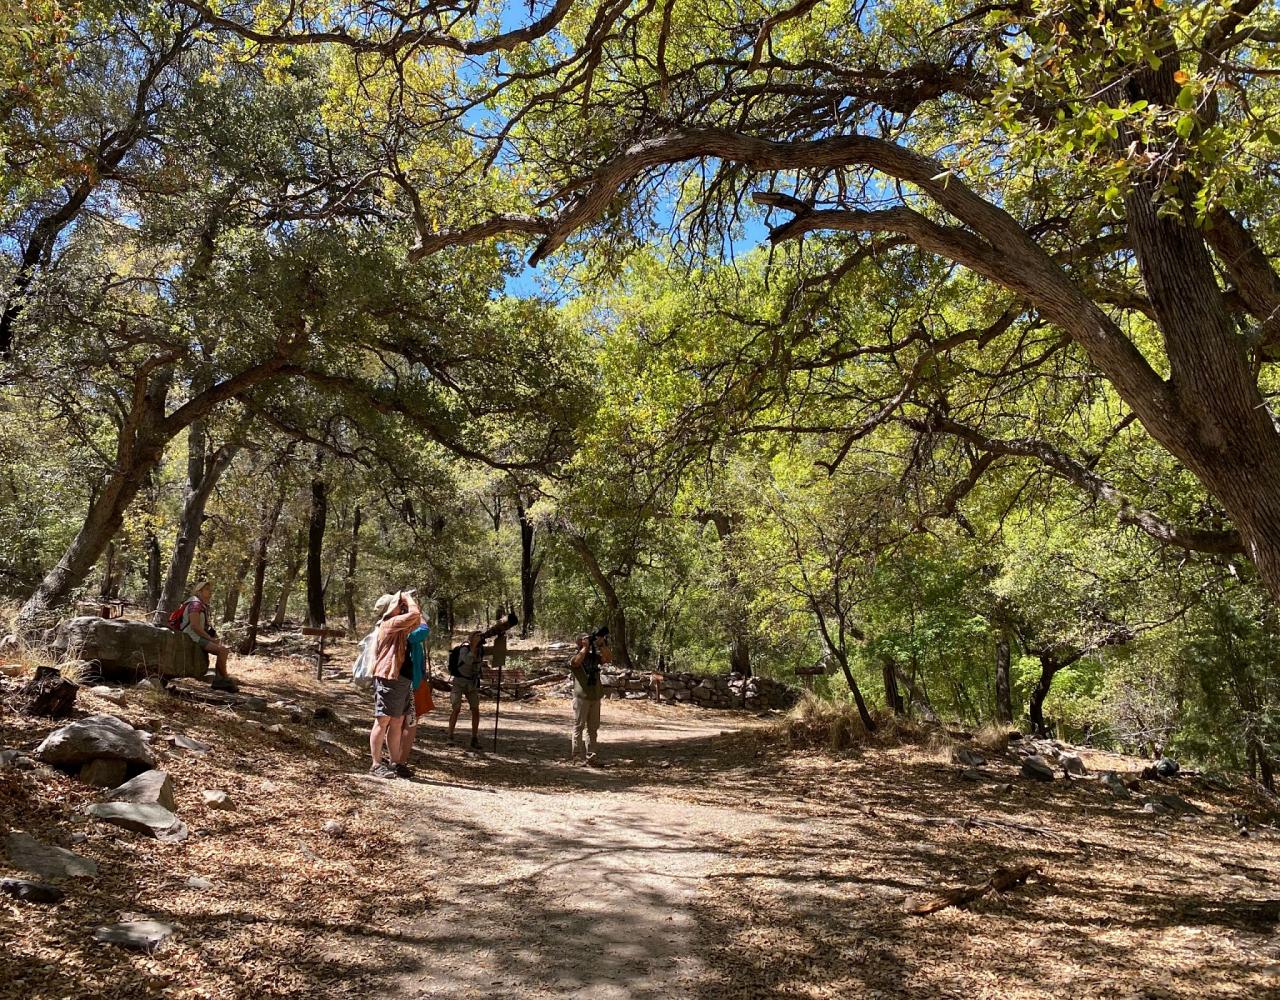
[586,625,610,662]
[481,611,519,640]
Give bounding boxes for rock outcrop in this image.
[49,617,208,679]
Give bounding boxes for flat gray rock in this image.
[93,919,175,951]
[955,748,986,768]
[35,714,156,769]
[88,685,127,705]
[185,876,213,890]
[1144,792,1201,815]
[85,802,188,842]
[1,877,65,904]
[3,832,98,880]
[1021,755,1055,782]
[105,769,176,812]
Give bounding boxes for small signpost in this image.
[795,666,825,691]
[301,626,347,680]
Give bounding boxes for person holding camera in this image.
[568,628,611,765]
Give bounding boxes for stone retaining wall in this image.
[595,669,796,711]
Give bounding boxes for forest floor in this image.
[2,641,1279,1000]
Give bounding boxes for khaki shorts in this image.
[451,677,479,710]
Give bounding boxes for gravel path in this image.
[382,700,784,999]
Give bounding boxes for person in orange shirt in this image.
[367,590,422,779]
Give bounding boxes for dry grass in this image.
[779,692,871,751]
[974,720,1016,753]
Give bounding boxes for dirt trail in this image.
[360,698,1279,1000]
[380,703,787,999]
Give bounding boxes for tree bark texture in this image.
[995,630,1013,725]
[305,452,327,627]
[240,481,288,654]
[158,419,239,616]
[270,530,306,627]
[516,496,541,637]
[344,504,361,633]
[882,656,905,716]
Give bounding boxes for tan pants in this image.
[572,696,601,758]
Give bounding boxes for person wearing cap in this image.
[367,590,422,779]
[447,630,486,750]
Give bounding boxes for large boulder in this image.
[35,714,156,770]
[50,617,208,680]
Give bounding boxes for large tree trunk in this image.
[516,496,541,636]
[157,420,239,616]
[270,529,306,627]
[994,630,1013,724]
[882,656,905,716]
[834,650,876,732]
[343,504,361,633]
[222,553,252,623]
[240,482,287,654]
[18,384,171,630]
[305,452,327,627]
[705,512,753,677]
[568,534,632,668]
[1028,654,1060,737]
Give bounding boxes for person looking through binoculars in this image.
[569,627,611,765]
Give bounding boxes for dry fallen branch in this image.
[906,863,1041,915]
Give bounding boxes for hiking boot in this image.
[394,762,413,779]
[585,753,599,767]
[368,762,397,779]
[469,737,482,751]
[211,674,239,693]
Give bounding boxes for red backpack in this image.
[166,597,201,631]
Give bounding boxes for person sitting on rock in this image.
[180,581,234,691]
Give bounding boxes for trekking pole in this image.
[493,658,503,753]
